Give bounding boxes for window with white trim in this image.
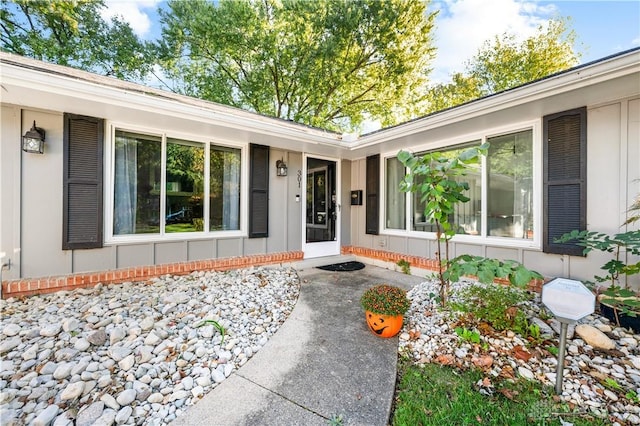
[111,129,241,238]
[385,128,534,240]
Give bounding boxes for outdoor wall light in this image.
[22,120,46,154]
[276,159,288,176]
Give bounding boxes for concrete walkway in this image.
[171,260,424,426]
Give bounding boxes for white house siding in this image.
[19,109,71,278]
[340,159,352,247]
[1,105,22,281]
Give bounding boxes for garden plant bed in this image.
[395,278,640,425]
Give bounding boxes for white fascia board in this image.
[2,50,638,152]
[0,62,344,147]
[354,52,640,149]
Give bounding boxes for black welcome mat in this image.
[317,261,365,272]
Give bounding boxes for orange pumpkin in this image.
[365,311,404,338]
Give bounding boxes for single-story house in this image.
[1,48,639,298]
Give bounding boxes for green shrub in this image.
[451,283,531,333]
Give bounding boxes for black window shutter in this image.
[543,107,586,255]
[63,113,104,249]
[366,154,380,235]
[249,144,269,238]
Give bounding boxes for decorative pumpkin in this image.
[365,311,404,338]
[360,284,411,338]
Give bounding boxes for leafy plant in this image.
[454,327,481,344]
[600,286,640,325]
[602,377,622,391]
[399,145,541,307]
[526,323,542,343]
[555,230,640,289]
[360,284,411,316]
[556,227,640,326]
[451,283,531,333]
[328,414,344,426]
[623,187,640,226]
[197,319,226,344]
[444,255,543,289]
[396,259,411,275]
[398,144,487,306]
[626,390,639,403]
[546,346,559,356]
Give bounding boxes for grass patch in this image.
[391,358,608,426]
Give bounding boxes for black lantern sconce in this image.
[276,159,288,177]
[22,120,46,154]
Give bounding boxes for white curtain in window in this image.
[222,150,240,230]
[386,158,406,230]
[114,136,137,234]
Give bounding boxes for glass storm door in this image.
[303,155,340,258]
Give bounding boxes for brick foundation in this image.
[1,251,304,299]
[341,245,544,292]
[2,247,545,299]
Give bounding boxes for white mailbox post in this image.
[542,278,595,394]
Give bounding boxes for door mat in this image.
[316,261,365,272]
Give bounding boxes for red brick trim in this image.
[341,245,544,292]
[341,245,441,271]
[1,251,304,299]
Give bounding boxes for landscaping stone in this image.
[32,404,59,426]
[76,402,104,426]
[0,267,300,425]
[575,324,616,350]
[399,278,640,426]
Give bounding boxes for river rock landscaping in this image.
[399,278,640,426]
[2,267,639,425]
[0,267,300,426]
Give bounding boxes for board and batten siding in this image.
[6,108,304,280]
[349,97,640,288]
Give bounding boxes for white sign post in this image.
[541,278,595,394]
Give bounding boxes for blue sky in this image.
[102,0,640,84]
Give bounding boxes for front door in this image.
[303,155,340,258]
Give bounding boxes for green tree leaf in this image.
[1,0,154,80]
[424,18,581,113]
[156,0,437,132]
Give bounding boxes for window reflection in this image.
[165,139,205,233]
[113,131,161,235]
[112,130,242,237]
[410,143,482,236]
[210,146,241,231]
[487,130,534,239]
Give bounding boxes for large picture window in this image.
[385,128,534,241]
[112,129,242,238]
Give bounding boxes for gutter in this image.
[354,48,640,148]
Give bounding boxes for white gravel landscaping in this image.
[399,278,640,425]
[2,267,639,426]
[0,267,300,426]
